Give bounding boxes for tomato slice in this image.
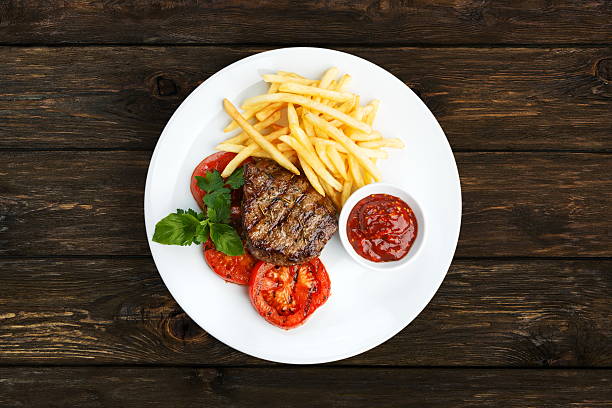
[204,241,258,285]
[249,258,331,329]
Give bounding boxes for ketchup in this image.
[346,194,418,262]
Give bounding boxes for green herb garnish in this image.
[152,169,244,256]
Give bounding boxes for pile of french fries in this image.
[218,68,404,209]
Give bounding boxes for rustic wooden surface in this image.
[1,368,610,407]
[1,0,611,45]
[1,1,611,406]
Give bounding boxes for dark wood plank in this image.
[1,1,611,45]
[0,367,610,407]
[1,47,610,151]
[457,152,611,257]
[1,151,609,257]
[0,258,609,366]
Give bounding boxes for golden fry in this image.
[277,71,307,79]
[279,82,354,103]
[350,105,364,121]
[341,179,353,206]
[314,139,337,175]
[224,110,282,145]
[224,106,258,133]
[312,137,345,151]
[364,99,380,126]
[328,119,343,128]
[279,135,343,191]
[287,103,315,153]
[337,99,355,114]
[336,74,351,92]
[302,109,315,138]
[327,145,348,179]
[318,67,338,86]
[320,179,341,209]
[347,154,365,189]
[361,148,388,159]
[258,127,287,143]
[349,129,382,142]
[358,138,405,149]
[276,142,293,152]
[268,82,279,94]
[255,102,284,122]
[298,156,325,196]
[262,74,318,85]
[313,67,339,104]
[306,112,381,181]
[221,144,259,177]
[223,99,300,175]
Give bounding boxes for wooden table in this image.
[1,2,611,406]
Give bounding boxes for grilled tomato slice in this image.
[204,241,257,285]
[249,258,331,329]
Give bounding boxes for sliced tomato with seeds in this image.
[204,241,258,285]
[249,258,331,329]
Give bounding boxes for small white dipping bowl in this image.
[338,183,426,271]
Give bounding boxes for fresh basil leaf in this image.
[207,205,231,224]
[203,189,231,223]
[209,223,244,256]
[225,167,244,189]
[203,188,230,206]
[182,208,205,221]
[195,170,225,193]
[152,211,202,246]
[194,219,210,245]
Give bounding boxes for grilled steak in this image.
[242,159,338,265]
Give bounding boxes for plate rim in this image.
[144,46,462,364]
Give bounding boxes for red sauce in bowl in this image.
[346,194,418,263]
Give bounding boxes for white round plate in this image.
[144,47,461,364]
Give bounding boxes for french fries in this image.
[287,103,315,153]
[225,110,283,145]
[315,67,339,103]
[216,68,405,209]
[223,99,300,176]
[306,112,382,181]
[279,135,343,192]
[241,93,371,134]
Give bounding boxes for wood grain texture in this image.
[0,367,610,407]
[1,151,610,257]
[0,258,609,366]
[1,47,611,151]
[1,1,611,45]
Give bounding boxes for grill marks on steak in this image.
[242,159,338,265]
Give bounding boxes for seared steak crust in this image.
[242,159,338,265]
